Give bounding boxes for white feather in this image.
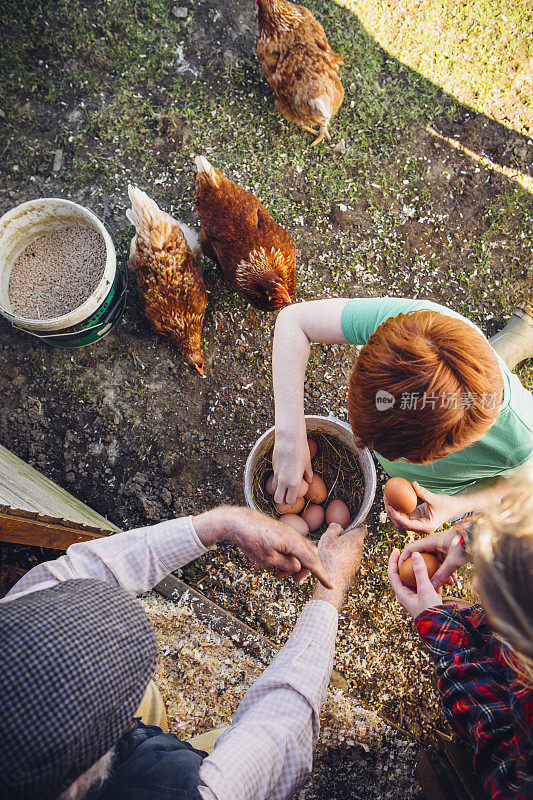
[127,185,201,263]
[194,155,219,187]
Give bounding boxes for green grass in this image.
[346,0,533,130]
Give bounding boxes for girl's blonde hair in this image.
[472,467,533,687]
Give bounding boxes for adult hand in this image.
[193,506,332,589]
[313,523,366,610]
[384,481,462,535]
[272,427,313,506]
[388,549,442,618]
[398,523,471,589]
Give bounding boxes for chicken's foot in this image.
[310,124,331,146]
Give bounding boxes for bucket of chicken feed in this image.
[0,198,127,347]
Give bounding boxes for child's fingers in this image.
[388,549,413,599]
[411,551,432,590]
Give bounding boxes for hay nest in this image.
[251,430,365,538]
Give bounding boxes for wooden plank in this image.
[436,732,485,800]
[0,444,119,532]
[0,507,107,549]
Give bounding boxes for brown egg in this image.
[296,479,309,498]
[384,477,418,514]
[399,553,439,588]
[305,474,327,504]
[301,504,325,532]
[265,472,276,495]
[307,437,318,459]
[275,497,305,515]
[280,514,309,536]
[325,499,351,529]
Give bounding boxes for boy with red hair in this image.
[271,297,533,531]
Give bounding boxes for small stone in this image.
[53,149,63,172]
[333,138,347,153]
[67,108,83,124]
[172,6,188,18]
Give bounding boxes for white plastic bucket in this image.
[0,198,126,347]
[244,415,377,531]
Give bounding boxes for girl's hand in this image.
[388,549,443,619]
[272,428,313,506]
[385,481,462,534]
[398,525,471,589]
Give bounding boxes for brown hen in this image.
[127,186,207,375]
[256,0,344,145]
[195,156,295,311]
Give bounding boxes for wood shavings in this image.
[141,591,423,797]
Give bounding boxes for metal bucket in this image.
[244,414,377,531]
[0,198,126,347]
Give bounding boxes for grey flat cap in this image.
[0,579,158,800]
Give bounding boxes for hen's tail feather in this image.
[195,155,220,188]
[127,185,178,250]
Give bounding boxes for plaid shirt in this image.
[416,604,533,800]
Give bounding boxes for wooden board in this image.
[0,444,119,532]
[0,505,108,549]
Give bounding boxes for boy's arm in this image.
[417,606,533,800]
[273,300,349,506]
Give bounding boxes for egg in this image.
[307,437,318,459]
[301,504,325,532]
[325,499,351,529]
[399,553,439,588]
[296,478,309,498]
[275,497,305,515]
[265,472,276,495]
[279,514,309,536]
[304,474,328,504]
[384,477,417,514]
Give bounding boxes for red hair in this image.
[348,311,503,463]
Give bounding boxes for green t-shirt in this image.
[341,297,533,494]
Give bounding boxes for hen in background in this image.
[127,186,207,375]
[256,0,344,146]
[195,156,295,311]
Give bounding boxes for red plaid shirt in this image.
[416,604,533,799]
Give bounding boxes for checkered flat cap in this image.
[0,579,157,800]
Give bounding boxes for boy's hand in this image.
[385,482,462,534]
[388,549,443,618]
[272,428,313,506]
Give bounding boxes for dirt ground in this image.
[1,0,532,772]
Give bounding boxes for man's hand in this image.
[192,506,333,589]
[313,523,366,610]
[384,482,462,534]
[388,549,442,618]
